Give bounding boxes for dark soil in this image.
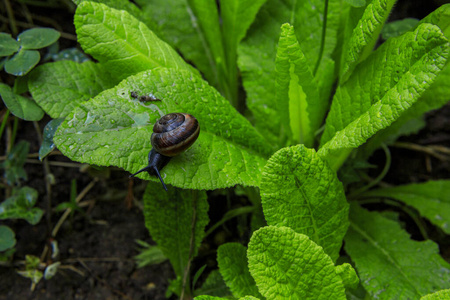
[1,1,450,300]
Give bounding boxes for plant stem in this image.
[181,190,198,300]
[313,0,329,76]
[4,0,18,35]
[348,143,391,198]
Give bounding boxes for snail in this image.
[129,113,200,191]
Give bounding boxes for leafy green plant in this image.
[0,26,86,288]
[25,0,450,299]
[0,27,60,121]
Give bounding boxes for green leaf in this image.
[194,270,232,298]
[74,1,195,81]
[4,49,40,76]
[54,67,269,190]
[248,226,346,299]
[0,33,20,56]
[17,28,60,50]
[382,18,420,40]
[275,23,322,147]
[0,225,16,251]
[28,60,118,118]
[238,0,340,146]
[217,243,263,299]
[360,5,450,157]
[420,4,450,40]
[340,0,397,81]
[220,0,267,104]
[0,83,44,121]
[17,269,43,285]
[344,0,366,7]
[134,244,167,268]
[39,118,65,160]
[319,23,449,170]
[421,289,450,300]
[137,0,215,87]
[335,263,359,290]
[361,180,450,234]
[0,187,43,225]
[0,141,30,185]
[345,204,450,299]
[143,185,209,276]
[260,145,349,261]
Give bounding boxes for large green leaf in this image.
[275,23,322,147]
[248,226,346,299]
[260,145,349,261]
[345,204,450,299]
[340,0,396,81]
[238,0,340,146]
[54,67,270,190]
[74,1,195,81]
[220,0,267,105]
[28,61,118,118]
[360,5,450,157]
[217,243,263,299]
[136,0,216,88]
[319,23,449,170]
[143,184,209,277]
[361,180,450,234]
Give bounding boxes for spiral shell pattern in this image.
[151,113,200,157]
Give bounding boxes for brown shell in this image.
[151,113,200,157]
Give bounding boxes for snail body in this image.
[130,113,200,191]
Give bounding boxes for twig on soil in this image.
[51,178,99,237]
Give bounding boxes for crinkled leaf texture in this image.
[54,67,269,190]
[421,289,450,300]
[340,0,396,81]
[143,183,208,276]
[74,1,196,81]
[275,23,322,147]
[260,145,349,261]
[28,60,118,118]
[361,5,450,157]
[362,180,450,234]
[238,0,340,147]
[319,23,449,170]
[248,226,346,299]
[217,243,263,299]
[345,204,450,299]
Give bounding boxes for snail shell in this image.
[151,113,200,157]
[129,113,200,191]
